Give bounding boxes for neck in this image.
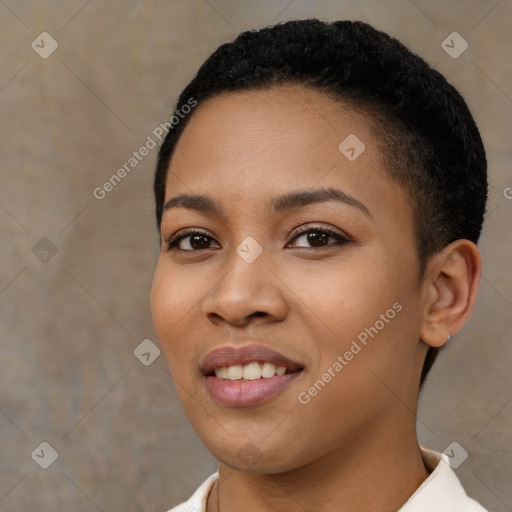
[207,419,429,512]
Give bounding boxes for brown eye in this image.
[289,227,350,249]
[167,231,221,251]
[303,231,330,247]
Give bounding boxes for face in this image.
[151,85,428,474]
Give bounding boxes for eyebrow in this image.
[163,186,372,219]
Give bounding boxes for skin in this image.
[151,84,482,512]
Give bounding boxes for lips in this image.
[201,344,304,407]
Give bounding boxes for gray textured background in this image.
[0,1,511,511]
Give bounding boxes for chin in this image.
[201,433,306,475]
[217,452,297,475]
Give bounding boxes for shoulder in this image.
[166,473,218,512]
[399,447,488,512]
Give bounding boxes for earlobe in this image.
[419,240,482,348]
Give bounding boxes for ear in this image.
[420,239,482,348]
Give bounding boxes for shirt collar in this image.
[398,446,487,511]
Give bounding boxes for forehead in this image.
[165,85,412,223]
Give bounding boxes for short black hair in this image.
[154,19,487,387]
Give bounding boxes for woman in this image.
[151,19,488,512]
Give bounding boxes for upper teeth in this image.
[214,362,287,380]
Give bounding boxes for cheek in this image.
[150,259,200,366]
[290,253,419,375]
[150,260,173,337]
[288,257,399,334]
[317,270,421,404]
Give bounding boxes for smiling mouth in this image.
[201,344,305,406]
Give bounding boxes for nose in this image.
[201,247,289,328]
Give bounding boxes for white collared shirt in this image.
[167,447,488,512]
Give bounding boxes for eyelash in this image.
[164,225,351,252]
